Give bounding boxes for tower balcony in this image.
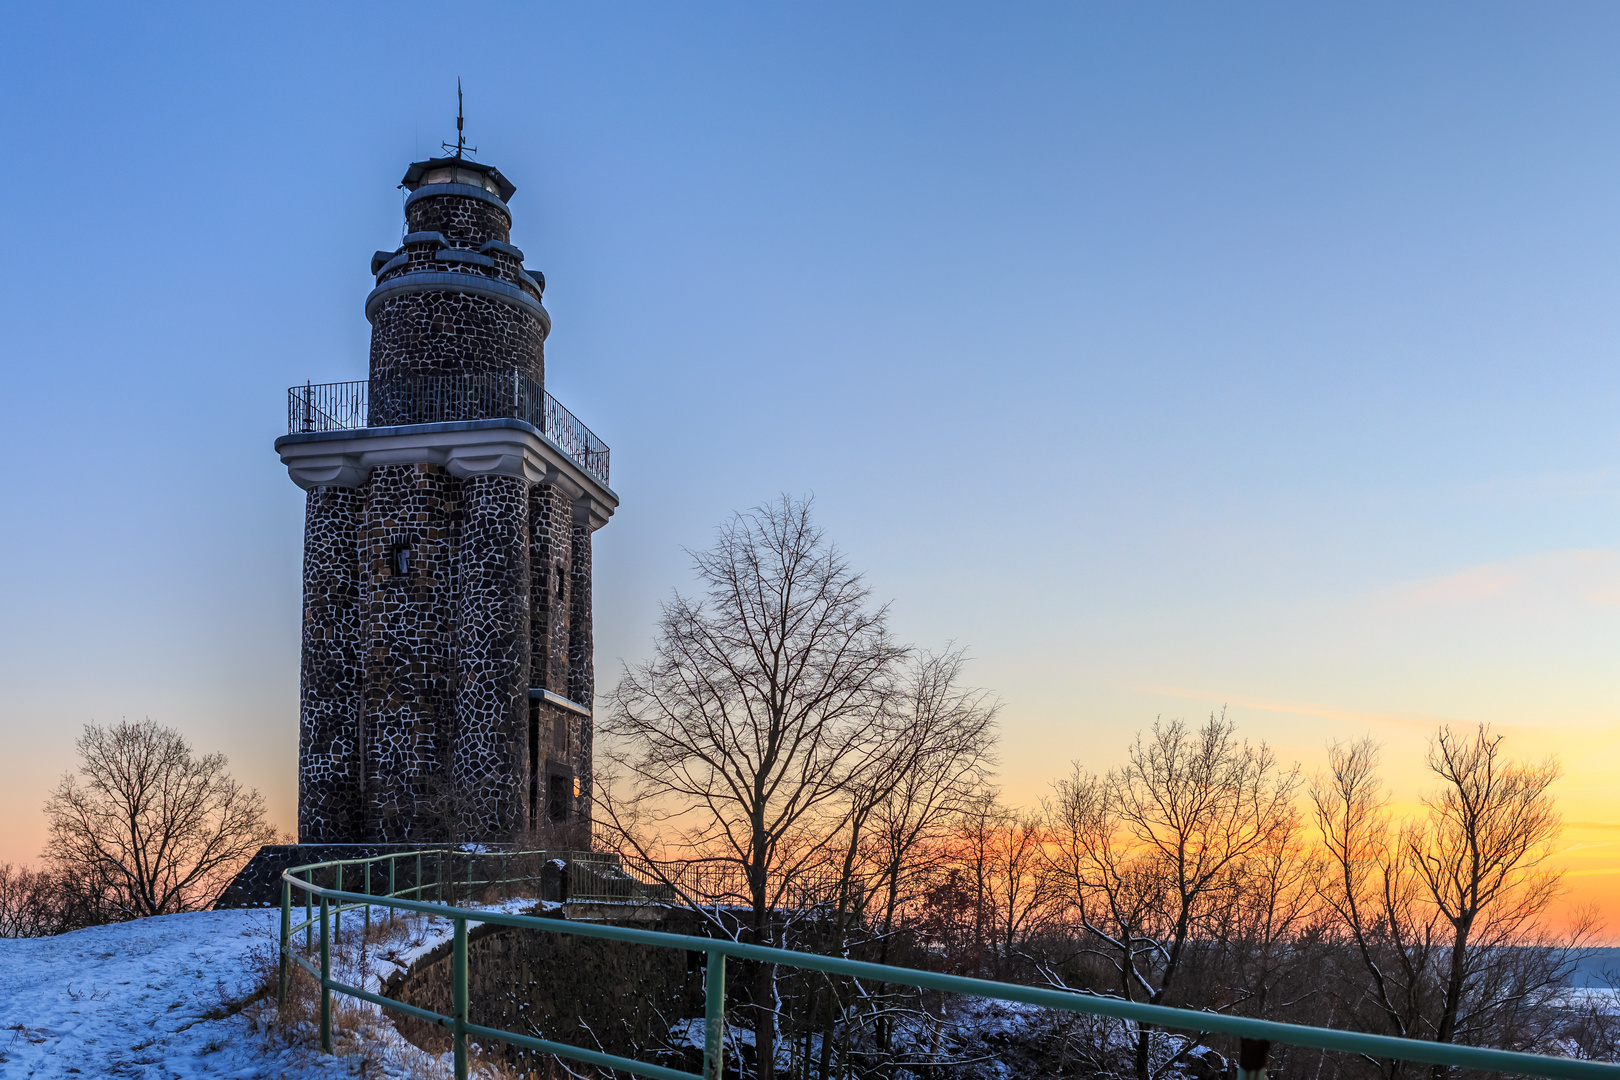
[287,375,609,487]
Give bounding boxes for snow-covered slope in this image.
[0,899,568,1079]
[0,906,488,1079]
[0,909,352,1078]
[2,910,280,1077]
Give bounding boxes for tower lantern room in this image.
[273,153,617,848]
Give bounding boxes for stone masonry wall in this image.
[299,486,364,843]
[404,191,511,249]
[361,463,458,841]
[389,909,709,1074]
[567,515,594,711]
[368,187,543,428]
[453,474,533,841]
[568,517,595,820]
[529,482,574,696]
[384,191,531,298]
[297,466,598,844]
[366,289,547,421]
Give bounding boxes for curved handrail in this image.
[278,850,1620,1080]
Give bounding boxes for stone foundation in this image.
[215,844,427,908]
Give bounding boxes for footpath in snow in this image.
[0,904,514,1079]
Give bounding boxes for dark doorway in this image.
[548,774,569,822]
[527,698,541,826]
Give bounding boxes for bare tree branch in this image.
[42,718,278,918]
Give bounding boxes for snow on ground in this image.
[0,901,548,1079]
[0,909,338,1078]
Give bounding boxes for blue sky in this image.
[2,3,1618,913]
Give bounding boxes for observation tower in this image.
[273,152,617,847]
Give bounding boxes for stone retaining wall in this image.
[387,906,718,1076]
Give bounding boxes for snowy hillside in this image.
[0,907,477,1078]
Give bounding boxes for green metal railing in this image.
[280,850,1620,1080]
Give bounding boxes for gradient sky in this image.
[1,3,1617,932]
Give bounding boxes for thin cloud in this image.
[1398,564,1524,608]
[1373,549,1620,613]
[1137,685,1456,732]
[1466,468,1614,503]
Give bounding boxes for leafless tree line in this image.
[0,863,111,937]
[1,717,278,935]
[599,496,1612,1080]
[1027,716,1599,1080]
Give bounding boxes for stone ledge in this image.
[478,239,524,260]
[364,269,550,337]
[529,688,592,717]
[403,181,512,215]
[433,247,497,269]
[274,419,618,527]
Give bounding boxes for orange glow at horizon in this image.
[996,684,1620,944]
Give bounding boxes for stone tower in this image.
[274,155,617,847]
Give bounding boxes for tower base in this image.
[215,844,433,909]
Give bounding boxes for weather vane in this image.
[442,78,476,159]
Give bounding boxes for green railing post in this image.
[467,852,474,905]
[1240,1038,1272,1080]
[452,915,469,1080]
[363,857,371,936]
[304,869,313,951]
[388,856,397,927]
[278,877,291,1006]
[415,851,423,902]
[319,895,332,1054]
[704,948,726,1080]
[334,863,343,939]
[437,852,445,904]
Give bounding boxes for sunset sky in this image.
[1,4,1617,933]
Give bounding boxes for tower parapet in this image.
[272,155,617,848]
[368,156,546,427]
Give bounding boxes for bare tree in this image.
[603,496,907,1079]
[1312,737,1424,1052]
[43,718,278,918]
[844,647,999,946]
[0,865,53,937]
[1211,798,1324,1021]
[768,648,1001,1074]
[1045,714,1300,1080]
[1413,725,1567,1052]
[952,792,1050,977]
[1312,726,1584,1075]
[0,864,109,937]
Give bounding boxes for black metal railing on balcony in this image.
[288,375,610,487]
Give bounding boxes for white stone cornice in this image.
[573,495,615,531]
[274,419,618,526]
